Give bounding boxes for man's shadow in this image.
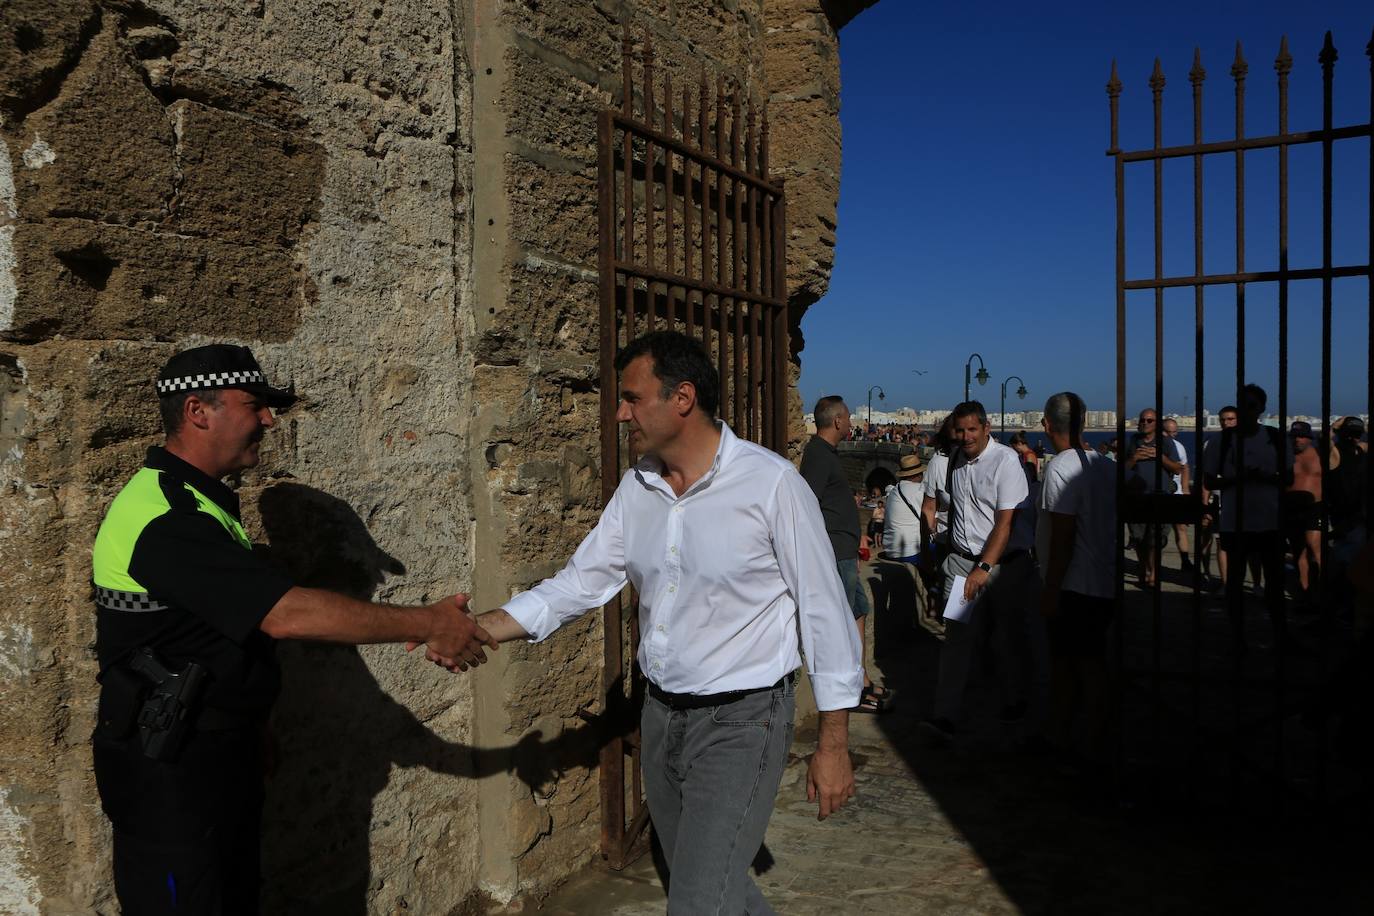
[254,483,629,915]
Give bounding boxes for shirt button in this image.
[670,546,678,554]
[656,624,665,633]
[668,586,676,593]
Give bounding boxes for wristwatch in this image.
[975,560,992,573]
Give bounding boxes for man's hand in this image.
[806,747,855,820]
[963,567,990,602]
[406,594,498,671]
[1134,445,1155,462]
[807,709,854,820]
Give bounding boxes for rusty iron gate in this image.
[1110,29,1372,813]
[594,28,789,868]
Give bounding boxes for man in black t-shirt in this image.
[92,345,497,915]
[801,396,888,712]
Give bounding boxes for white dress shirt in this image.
[949,440,1031,555]
[503,422,864,712]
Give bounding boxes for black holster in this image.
[127,647,208,761]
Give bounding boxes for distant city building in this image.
[1085,410,1117,429]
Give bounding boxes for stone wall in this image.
[0,1,870,911]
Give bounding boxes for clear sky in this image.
[798,1,1371,420]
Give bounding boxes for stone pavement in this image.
[522,546,1373,915]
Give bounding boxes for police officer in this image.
[91,344,496,914]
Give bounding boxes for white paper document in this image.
[942,575,977,623]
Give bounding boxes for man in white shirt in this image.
[431,331,862,914]
[922,402,1035,741]
[884,454,926,563]
[1037,392,1117,763]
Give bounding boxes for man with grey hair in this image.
[1037,392,1117,764]
[802,396,888,711]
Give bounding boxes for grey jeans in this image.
[934,551,1036,724]
[641,676,796,915]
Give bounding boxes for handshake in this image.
[405,595,503,672]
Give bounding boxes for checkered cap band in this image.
[156,370,266,395]
[95,586,169,613]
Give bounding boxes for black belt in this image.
[648,673,792,711]
[950,547,1029,566]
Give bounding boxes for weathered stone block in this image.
[167,100,325,249]
[503,47,603,164]
[9,29,176,225]
[502,0,625,81]
[8,219,305,342]
[506,153,597,267]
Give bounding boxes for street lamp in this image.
[1000,375,1027,440]
[866,385,885,435]
[964,353,990,403]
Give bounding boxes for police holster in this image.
[98,647,208,761]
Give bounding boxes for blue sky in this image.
[798,1,1371,419]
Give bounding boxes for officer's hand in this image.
[409,594,499,672]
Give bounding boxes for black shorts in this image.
[1127,521,1169,549]
[1046,590,1114,659]
[1284,496,1323,534]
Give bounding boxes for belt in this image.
[950,547,1029,566]
[648,673,792,711]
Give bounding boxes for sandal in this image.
[853,684,894,714]
[864,683,896,703]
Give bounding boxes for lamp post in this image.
[1000,375,1027,440]
[963,353,990,403]
[866,385,885,436]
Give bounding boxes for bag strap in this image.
[896,480,921,517]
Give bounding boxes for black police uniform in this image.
[92,347,295,915]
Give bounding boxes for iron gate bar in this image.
[608,261,785,307]
[1231,41,1250,805]
[1317,32,1336,803]
[597,24,789,868]
[1188,47,1206,797]
[1109,27,1374,814]
[1118,124,1372,160]
[1149,56,1164,799]
[1123,266,1370,289]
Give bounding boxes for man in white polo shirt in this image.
[922,401,1035,741]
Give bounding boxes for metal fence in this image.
[594,26,789,867]
[1109,29,1372,813]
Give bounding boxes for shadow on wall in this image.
[253,483,624,915]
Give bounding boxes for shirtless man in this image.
[1286,421,1323,604]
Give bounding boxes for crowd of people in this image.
[806,387,1371,777]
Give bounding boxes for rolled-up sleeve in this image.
[769,469,864,711]
[503,482,629,642]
